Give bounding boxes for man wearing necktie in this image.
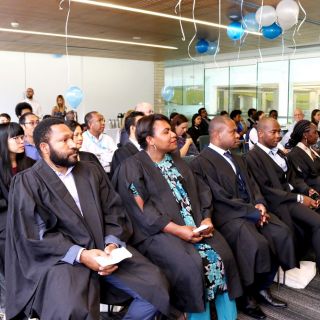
[191,116,296,319]
[246,117,320,283]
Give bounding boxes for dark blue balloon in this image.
[262,23,282,40]
[65,86,83,109]
[195,39,209,54]
[227,21,245,41]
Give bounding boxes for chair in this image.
[198,135,209,151]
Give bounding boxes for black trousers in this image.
[288,202,320,268]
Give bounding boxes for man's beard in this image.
[49,144,78,168]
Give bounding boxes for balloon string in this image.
[258,0,264,63]
[174,0,185,41]
[213,0,221,67]
[297,0,306,35]
[65,0,71,85]
[291,24,297,59]
[187,0,197,61]
[281,34,285,59]
[240,0,247,29]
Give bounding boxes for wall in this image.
[0,51,154,123]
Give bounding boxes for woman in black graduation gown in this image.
[0,123,35,315]
[113,114,242,320]
[287,120,320,193]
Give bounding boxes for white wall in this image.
[0,51,154,123]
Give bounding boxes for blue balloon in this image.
[243,13,259,32]
[161,86,174,102]
[207,41,219,55]
[65,86,83,109]
[195,39,209,54]
[52,53,63,59]
[227,21,245,41]
[262,23,282,40]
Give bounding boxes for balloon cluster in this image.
[226,0,300,41]
[195,39,219,55]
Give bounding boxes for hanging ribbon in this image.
[297,0,306,34]
[213,0,221,67]
[291,24,297,59]
[174,0,185,41]
[59,0,65,10]
[65,0,71,85]
[281,34,285,59]
[187,0,198,61]
[258,0,264,63]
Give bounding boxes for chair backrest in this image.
[198,135,209,151]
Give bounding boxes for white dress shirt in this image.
[256,142,288,172]
[81,130,117,173]
[208,143,236,174]
[129,137,142,151]
[24,98,42,118]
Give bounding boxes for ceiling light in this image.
[0,28,178,50]
[72,0,262,36]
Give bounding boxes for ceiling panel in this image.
[0,0,318,61]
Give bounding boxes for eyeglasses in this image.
[10,135,24,143]
[23,120,39,126]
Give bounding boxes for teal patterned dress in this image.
[130,154,227,301]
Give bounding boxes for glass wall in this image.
[164,64,204,119]
[165,55,320,125]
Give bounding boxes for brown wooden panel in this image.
[0,0,318,61]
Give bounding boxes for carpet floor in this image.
[238,274,320,320]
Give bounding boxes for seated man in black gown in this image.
[110,111,144,176]
[191,116,296,319]
[5,118,173,320]
[246,117,320,271]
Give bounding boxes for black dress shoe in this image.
[258,289,287,308]
[238,295,266,319]
[241,305,266,319]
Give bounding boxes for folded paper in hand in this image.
[94,247,132,267]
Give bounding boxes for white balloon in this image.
[276,0,299,23]
[278,16,297,31]
[255,6,277,27]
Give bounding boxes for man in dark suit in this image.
[246,117,320,270]
[110,111,144,176]
[191,116,295,319]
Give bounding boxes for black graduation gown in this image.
[5,160,172,320]
[0,157,35,275]
[79,150,101,165]
[190,148,296,287]
[187,126,202,149]
[246,145,320,266]
[110,142,139,177]
[287,146,320,192]
[112,151,242,313]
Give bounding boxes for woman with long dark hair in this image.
[0,123,35,316]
